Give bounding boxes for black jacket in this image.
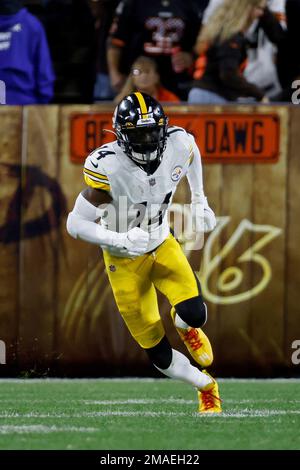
[193,32,265,101]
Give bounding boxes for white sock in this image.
[155,349,212,389]
[174,313,189,329]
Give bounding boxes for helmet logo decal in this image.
[136,116,156,126]
[137,105,154,124]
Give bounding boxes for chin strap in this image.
[128,146,164,175]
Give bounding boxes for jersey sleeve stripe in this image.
[84,173,109,184]
[188,144,194,165]
[83,173,110,185]
[84,168,109,181]
[188,153,194,166]
[84,175,110,191]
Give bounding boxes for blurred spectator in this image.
[202,0,286,97]
[188,0,269,104]
[191,0,210,20]
[277,0,300,96]
[244,0,285,97]
[23,0,45,20]
[42,0,95,103]
[107,0,202,100]
[87,0,119,102]
[0,0,55,105]
[114,55,180,103]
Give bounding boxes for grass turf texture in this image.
[0,378,299,450]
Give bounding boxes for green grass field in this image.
[0,378,299,450]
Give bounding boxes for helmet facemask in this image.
[121,125,166,165]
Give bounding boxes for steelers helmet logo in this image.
[171,166,183,182]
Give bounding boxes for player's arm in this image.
[66,181,149,257]
[82,187,112,206]
[67,187,115,246]
[187,136,216,232]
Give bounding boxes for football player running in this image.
[67,92,222,413]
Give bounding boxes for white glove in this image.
[191,197,216,233]
[203,197,216,232]
[113,227,150,257]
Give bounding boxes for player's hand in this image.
[191,197,216,233]
[203,200,217,232]
[119,227,150,257]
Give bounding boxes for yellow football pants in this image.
[103,234,200,349]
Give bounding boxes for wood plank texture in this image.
[0,104,298,376]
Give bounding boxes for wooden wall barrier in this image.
[0,104,299,377]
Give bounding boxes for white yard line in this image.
[0,411,187,418]
[2,398,299,406]
[0,378,299,384]
[0,425,98,434]
[83,410,300,418]
[204,409,300,418]
[1,397,300,406]
[83,398,300,405]
[225,399,300,404]
[83,398,195,405]
[0,409,299,419]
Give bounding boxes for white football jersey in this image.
[83,126,196,253]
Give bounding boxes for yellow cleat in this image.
[170,307,213,368]
[198,370,222,413]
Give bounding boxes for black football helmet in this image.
[112,92,168,170]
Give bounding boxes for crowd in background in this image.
[0,0,299,105]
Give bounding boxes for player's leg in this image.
[103,249,221,413]
[102,250,164,349]
[151,235,214,368]
[170,278,213,368]
[145,335,221,413]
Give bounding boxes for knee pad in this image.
[144,336,172,369]
[175,295,207,328]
